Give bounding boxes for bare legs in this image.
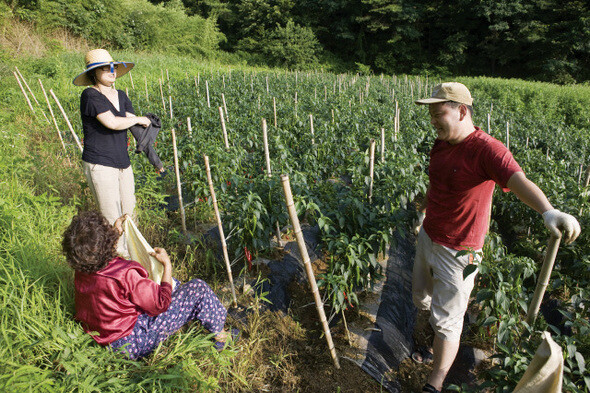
[427,335,460,390]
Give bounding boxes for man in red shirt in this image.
[412,82,581,393]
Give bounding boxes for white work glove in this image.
[542,209,581,244]
[412,212,425,236]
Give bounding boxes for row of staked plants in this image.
[22,57,590,391]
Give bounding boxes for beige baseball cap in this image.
[415,82,473,106]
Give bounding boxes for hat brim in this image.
[73,62,135,86]
[414,98,450,105]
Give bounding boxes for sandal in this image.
[411,346,434,364]
[422,383,441,393]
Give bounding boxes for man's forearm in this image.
[506,172,553,214]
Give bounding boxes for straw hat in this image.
[73,49,134,86]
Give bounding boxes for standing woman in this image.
[73,49,150,254]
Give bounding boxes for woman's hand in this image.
[150,248,172,269]
[136,116,151,127]
[113,214,128,235]
[150,248,173,286]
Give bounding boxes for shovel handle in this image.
[525,235,562,325]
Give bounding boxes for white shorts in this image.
[412,229,481,341]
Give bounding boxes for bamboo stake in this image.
[263,117,283,246]
[15,67,40,106]
[309,114,315,145]
[219,107,229,149]
[50,89,83,152]
[526,235,561,325]
[169,96,173,120]
[129,72,135,90]
[159,78,166,112]
[171,129,187,234]
[187,117,192,138]
[222,93,229,123]
[273,97,277,127]
[13,71,35,113]
[280,174,340,369]
[487,113,491,134]
[204,155,238,308]
[331,109,334,124]
[584,165,590,188]
[266,76,269,94]
[39,80,66,153]
[380,128,385,163]
[16,67,50,123]
[206,80,211,108]
[506,121,510,149]
[368,139,375,202]
[262,118,272,177]
[194,76,199,96]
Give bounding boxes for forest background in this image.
[2,0,590,84]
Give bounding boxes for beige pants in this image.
[83,161,135,255]
[412,229,481,341]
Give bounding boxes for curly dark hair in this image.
[62,211,119,273]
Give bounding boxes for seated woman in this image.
[62,210,234,359]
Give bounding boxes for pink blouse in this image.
[74,257,172,345]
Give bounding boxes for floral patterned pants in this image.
[110,278,227,359]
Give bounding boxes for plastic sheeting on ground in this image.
[513,331,563,393]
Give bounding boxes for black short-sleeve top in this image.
[80,88,135,169]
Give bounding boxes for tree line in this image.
[4,0,590,83]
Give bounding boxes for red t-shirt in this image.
[74,257,172,345]
[423,128,522,250]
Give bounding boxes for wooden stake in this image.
[266,76,269,94]
[39,79,66,153]
[331,109,334,124]
[159,78,166,112]
[487,113,491,134]
[219,107,229,149]
[13,71,35,113]
[16,67,50,124]
[273,97,277,127]
[206,80,211,108]
[309,114,315,145]
[526,235,561,325]
[187,117,192,138]
[368,139,375,202]
[50,89,83,152]
[194,76,199,96]
[129,72,135,90]
[506,121,510,149]
[281,174,340,369]
[380,128,385,163]
[204,155,238,308]
[169,96,173,120]
[222,93,229,123]
[15,67,40,106]
[171,129,187,234]
[262,118,272,177]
